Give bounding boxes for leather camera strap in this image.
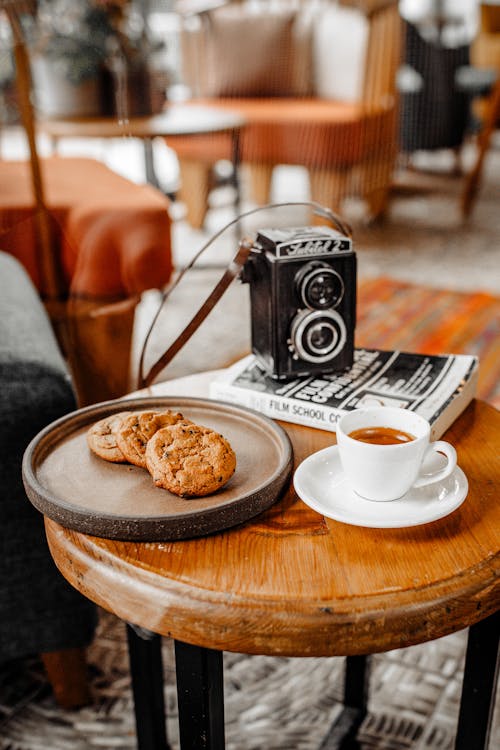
[138,202,351,389]
[139,238,254,388]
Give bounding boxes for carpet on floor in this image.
[356,277,500,408]
[1,276,498,750]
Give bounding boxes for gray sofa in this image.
[0,251,96,700]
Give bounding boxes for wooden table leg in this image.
[319,655,371,749]
[461,79,500,218]
[41,647,91,709]
[63,294,139,406]
[174,641,225,750]
[126,625,169,750]
[455,611,499,750]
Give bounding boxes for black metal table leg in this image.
[319,655,371,749]
[455,611,499,750]
[230,128,242,219]
[344,655,371,713]
[174,640,225,750]
[126,624,169,750]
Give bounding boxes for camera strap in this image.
[138,238,254,389]
[137,201,352,389]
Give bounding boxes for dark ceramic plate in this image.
[23,397,293,541]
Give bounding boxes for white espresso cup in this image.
[336,407,457,502]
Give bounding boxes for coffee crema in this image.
[348,426,416,445]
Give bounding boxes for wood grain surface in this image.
[44,400,499,658]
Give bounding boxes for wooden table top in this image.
[44,375,499,658]
[37,104,246,140]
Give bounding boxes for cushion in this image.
[313,4,369,102]
[168,98,396,168]
[64,203,173,297]
[0,252,66,371]
[0,358,97,663]
[182,4,313,98]
[0,158,173,298]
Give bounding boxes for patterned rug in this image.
[356,277,500,409]
[1,611,498,750]
[1,276,499,750]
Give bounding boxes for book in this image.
[209,349,479,439]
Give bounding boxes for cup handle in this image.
[413,441,457,489]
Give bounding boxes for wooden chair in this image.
[168,0,402,227]
[471,1,500,73]
[462,2,500,215]
[398,18,471,162]
[1,1,173,406]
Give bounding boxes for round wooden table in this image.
[41,379,499,750]
[38,103,246,197]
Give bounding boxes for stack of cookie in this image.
[87,409,236,497]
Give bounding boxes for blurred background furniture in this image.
[398,18,472,163]
[167,0,402,228]
[461,72,500,214]
[1,0,174,406]
[398,1,500,216]
[471,0,500,73]
[462,1,500,214]
[37,103,246,207]
[0,250,97,709]
[0,156,174,405]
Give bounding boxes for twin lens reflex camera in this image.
[240,225,356,380]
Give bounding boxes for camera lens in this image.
[296,262,344,309]
[289,309,347,364]
[308,323,336,354]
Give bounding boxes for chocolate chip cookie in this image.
[115,410,188,468]
[86,411,131,463]
[145,422,236,497]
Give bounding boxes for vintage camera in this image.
[240,225,356,380]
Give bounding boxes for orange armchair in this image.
[168,0,402,228]
[1,3,173,406]
[0,157,173,405]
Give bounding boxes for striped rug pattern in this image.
[356,277,500,408]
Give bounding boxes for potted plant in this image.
[28,0,162,118]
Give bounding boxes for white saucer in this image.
[293,446,468,529]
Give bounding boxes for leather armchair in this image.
[168,0,402,227]
[1,3,174,407]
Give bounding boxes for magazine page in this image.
[210,349,478,436]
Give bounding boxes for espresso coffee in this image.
[338,407,457,501]
[348,426,416,445]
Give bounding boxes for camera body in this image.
[240,226,356,380]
